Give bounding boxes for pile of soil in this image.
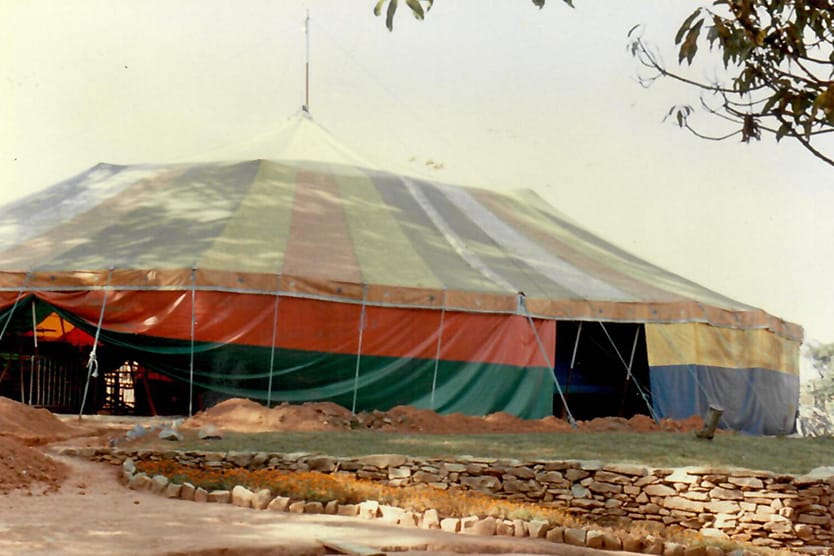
[0,436,69,494]
[184,398,707,435]
[0,397,78,494]
[0,396,84,445]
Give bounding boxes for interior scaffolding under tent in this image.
[0,113,802,433]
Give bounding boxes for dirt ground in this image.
[183,398,706,435]
[0,396,687,555]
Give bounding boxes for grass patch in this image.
[130,430,834,474]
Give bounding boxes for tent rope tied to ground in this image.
[78,267,112,417]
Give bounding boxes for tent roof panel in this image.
[0,156,802,341]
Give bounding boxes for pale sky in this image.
[3,1,833,378]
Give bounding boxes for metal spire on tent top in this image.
[303,9,311,113]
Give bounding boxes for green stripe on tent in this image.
[516,190,753,310]
[471,189,679,303]
[44,161,259,271]
[369,172,510,294]
[199,161,297,274]
[334,166,444,290]
[78,324,552,419]
[0,165,184,270]
[418,181,582,298]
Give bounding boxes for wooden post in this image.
[696,405,724,440]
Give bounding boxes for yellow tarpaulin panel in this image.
[645,322,799,376]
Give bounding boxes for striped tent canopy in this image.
[0,120,802,432]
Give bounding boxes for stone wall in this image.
[68,447,834,552]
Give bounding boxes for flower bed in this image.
[128,459,786,556]
[135,459,579,524]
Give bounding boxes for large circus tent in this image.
[0,113,801,434]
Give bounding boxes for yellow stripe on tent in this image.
[645,322,799,376]
[199,161,297,274]
[334,167,444,290]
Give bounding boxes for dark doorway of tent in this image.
[552,322,653,421]
[0,306,185,416]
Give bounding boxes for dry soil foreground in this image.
[0,397,686,555]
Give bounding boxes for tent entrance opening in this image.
[553,321,651,421]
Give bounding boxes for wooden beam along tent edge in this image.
[0,133,802,434]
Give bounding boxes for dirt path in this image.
[0,454,640,556]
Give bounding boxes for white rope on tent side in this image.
[351,284,369,415]
[597,321,659,423]
[266,279,282,408]
[429,289,447,411]
[189,266,197,417]
[626,326,639,382]
[520,296,576,427]
[570,322,583,371]
[563,321,583,398]
[78,268,113,419]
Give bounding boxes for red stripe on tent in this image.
[37,290,553,368]
[0,291,24,312]
[280,169,363,284]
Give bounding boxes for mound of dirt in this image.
[0,396,84,444]
[184,398,355,433]
[185,398,706,435]
[0,436,69,494]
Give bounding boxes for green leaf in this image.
[775,122,791,142]
[678,19,704,65]
[761,93,781,116]
[373,0,385,17]
[675,9,702,45]
[406,0,424,20]
[532,0,546,8]
[386,0,398,31]
[664,105,692,128]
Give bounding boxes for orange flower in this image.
[133,460,576,525]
